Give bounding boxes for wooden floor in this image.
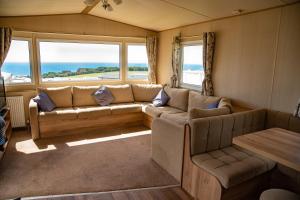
[23,186,192,200]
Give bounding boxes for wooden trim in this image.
[81,0,101,14]
[143,113,153,129]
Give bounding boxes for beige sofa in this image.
[29,84,231,140]
[182,109,300,200]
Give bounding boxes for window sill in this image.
[180,83,202,91]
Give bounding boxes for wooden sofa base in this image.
[38,112,150,138]
[182,125,271,200]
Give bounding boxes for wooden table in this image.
[233,128,300,172]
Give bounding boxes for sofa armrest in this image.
[152,118,185,181]
[29,99,40,140]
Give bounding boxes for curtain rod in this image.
[13,29,149,39]
[180,35,202,39]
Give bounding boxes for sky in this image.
[183,45,203,64]
[5,40,148,63]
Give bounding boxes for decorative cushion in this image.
[33,92,56,112]
[132,84,162,102]
[218,98,233,112]
[105,84,134,104]
[192,145,276,189]
[153,89,170,107]
[207,101,219,109]
[93,86,114,106]
[188,91,221,111]
[38,86,72,108]
[164,86,189,111]
[72,86,98,107]
[189,107,230,119]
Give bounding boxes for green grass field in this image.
[68,71,147,78]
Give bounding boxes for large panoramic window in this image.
[181,42,204,88]
[2,39,32,84]
[38,41,121,82]
[127,44,148,80]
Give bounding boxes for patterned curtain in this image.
[170,35,181,88]
[146,36,157,84]
[201,32,216,96]
[0,27,12,70]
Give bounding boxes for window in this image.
[38,41,121,82]
[127,44,148,80]
[181,42,204,88]
[2,39,32,84]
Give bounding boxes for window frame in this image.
[36,38,123,84]
[125,43,149,82]
[180,40,203,91]
[3,37,35,86]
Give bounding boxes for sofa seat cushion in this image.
[132,84,162,102]
[109,103,142,115]
[160,112,188,125]
[39,108,77,122]
[75,106,111,119]
[192,145,275,189]
[144,105,184,118]
[260,189,300,200]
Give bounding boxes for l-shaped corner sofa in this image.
[29,84,232,140]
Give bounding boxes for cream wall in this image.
[0,14,157,122]
[157,3,300,113]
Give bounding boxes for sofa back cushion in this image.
[189,109,267,155]
[164,87,189,111]
[38,86,72,108]
[73,86,98,107]
[188,91,221,111]
[266,110,300,132]
[106,84,134,103]
[132,84,162,102]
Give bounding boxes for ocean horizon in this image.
[2,62,203,76]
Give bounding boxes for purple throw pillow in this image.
[93,86,114,106]
[207,101,219,109]
[33,92,56,112]
[153,89,169,107]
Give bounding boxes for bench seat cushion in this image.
[39,108,77,121]
[75,106,111,119]
[160,112,188,125]
[192,145,275,189]
[109,103,142,115]
[144,105,184,118]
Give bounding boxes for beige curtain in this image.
[0,27,12,69]
[146,36,157,84]
[201,32,216,96]
[170,35,181,88]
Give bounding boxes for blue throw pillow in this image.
[93,86,114,106]
[33,92,56,112]
[207,101,219,109]
[153,89,169,107]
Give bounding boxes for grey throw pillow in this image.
[33,92,56,112]
[93,86,114,106]
[153,89,169,107]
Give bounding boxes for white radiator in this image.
[6,96,26,128]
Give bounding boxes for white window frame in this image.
[3,37,35,86]
[125,43,149,82]
[180,40,203,91]
[36,38,123,84]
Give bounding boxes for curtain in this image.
[146,36,157,84]
[294,98,300,118]
[201,32,216,96]
[0,27,12,70]
[170,35,181,88]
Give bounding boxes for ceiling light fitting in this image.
[101,0,122,11]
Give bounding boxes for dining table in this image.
[233,127,300,172]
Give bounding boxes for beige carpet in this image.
[0,126,178,199]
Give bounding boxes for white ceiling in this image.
[0,0,298,31]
